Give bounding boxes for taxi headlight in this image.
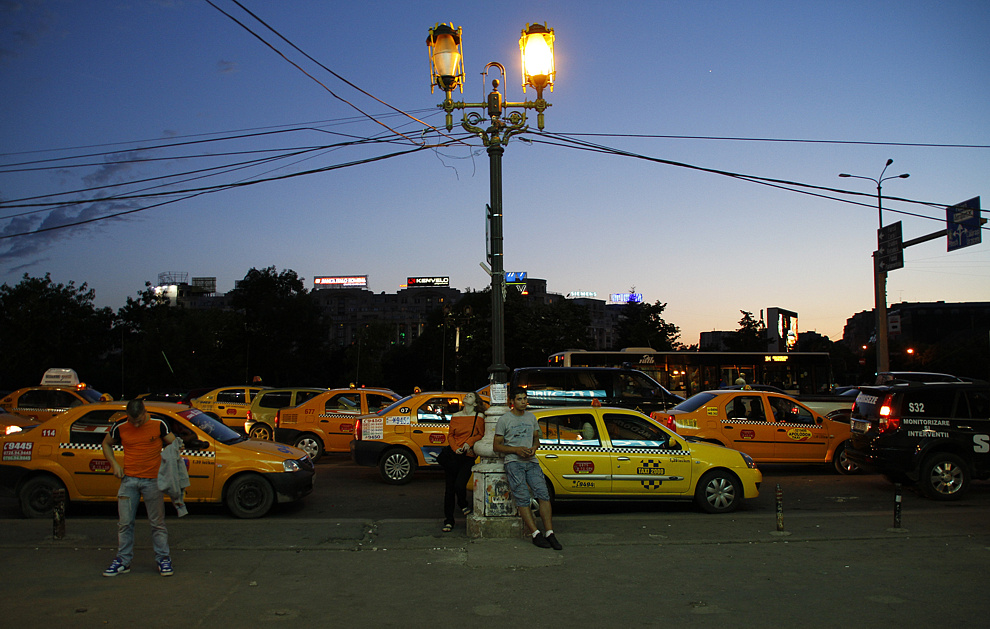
[283,459,302,473]
[741,452,757,469]
[5,425,22,435]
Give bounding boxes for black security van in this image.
[846,380,990,500]
[510,367,683,416]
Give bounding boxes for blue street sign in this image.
[947,196,982,252]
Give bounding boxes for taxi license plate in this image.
[851,419,870,434]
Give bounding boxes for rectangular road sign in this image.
[947,196,982,252]
[878,221,903,271]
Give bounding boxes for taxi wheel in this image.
[20,475,66,518]
[249,423,273,441]
[293,434,324,463]
[919,453,969,501]
[832,442,860,475]
[379,448,416,485]
[225,474,275,518]
[694,470,741,514]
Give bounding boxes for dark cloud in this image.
[217,59,237,74]
[0,0,56,65]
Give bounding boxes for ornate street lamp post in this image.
[427,22,555,537]
[840,159,909,374]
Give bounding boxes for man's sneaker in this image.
[158,557,174,577]
[546,533,563,550]
[532,532,552,549]
[102,558,130,577]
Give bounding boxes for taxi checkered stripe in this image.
[640,479,665,490]
[60,443,215,457]
[724,420,813,428]
[541,445,688,455]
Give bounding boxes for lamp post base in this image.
[467,460,523,538]
[466,402,525,539]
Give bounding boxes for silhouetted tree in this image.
[0,273,116,391]
[228,267,329,386]
[613,299,681,350]
[723,310,765,351]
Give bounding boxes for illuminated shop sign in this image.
[567,291,597,298]
[609,293,643,304]
[505,271,527,284]
[314,275,368,288]
[407,276,450,287]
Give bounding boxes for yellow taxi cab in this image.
[659,389,858,474]
[533,406,762,513]
[271,387,400,461]
[0,401,314,518]
[1,410,37,436]
[350,391,469,483]
[190,386,266,431]
[0,368,107,423]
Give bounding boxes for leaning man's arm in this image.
[101,433,124,479]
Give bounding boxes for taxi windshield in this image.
[179,408,246,444]
[79,388,104,403]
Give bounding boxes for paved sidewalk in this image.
[2,508,988,627]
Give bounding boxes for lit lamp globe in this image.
[520,23,555,99]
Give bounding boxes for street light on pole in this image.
[427,22,555,537]
[839,160,909,374]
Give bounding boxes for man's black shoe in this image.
[532,533,552,549]
[546,533,562,550]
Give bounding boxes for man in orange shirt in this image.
[100,399,176,577]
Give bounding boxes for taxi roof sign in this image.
[41,368,80,386]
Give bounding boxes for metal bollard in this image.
[52,488,66,540]
[893,483,902,529]
[775,483,784,532]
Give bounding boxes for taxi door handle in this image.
[61,451,75,457]
[617,456,630,461]
[413,429,424,433]
[544,454,558,459]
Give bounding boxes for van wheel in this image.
[292,433,324,462]
[832,441,860,475]
[225,474,275,518]
[694,470,741,514]
[919,453,969,500]
[379,448,416,485]
[249,423,273,441]
[20,475,66,518]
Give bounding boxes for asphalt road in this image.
[3,454,989,523]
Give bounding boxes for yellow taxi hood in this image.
[229,438,308,460]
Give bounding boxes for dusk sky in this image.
[2,0,987,346]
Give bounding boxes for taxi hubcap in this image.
[705,477,735,509]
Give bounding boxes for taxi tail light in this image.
[650,411,677,432]
[274,409,281,429]
[354,418,363,440]
[246,410,253,421]
[878,394,899,432]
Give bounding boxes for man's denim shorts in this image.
[504,460,550,507]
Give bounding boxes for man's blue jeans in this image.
[116,476,169,565]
